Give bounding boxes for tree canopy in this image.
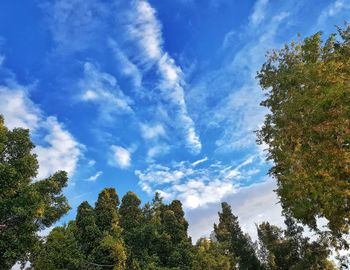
[257,24,350,246]
[0,115,70,269]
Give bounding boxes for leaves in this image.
[257,24,350,246]
[0,115,70,269]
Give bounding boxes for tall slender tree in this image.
[214,202,262,270]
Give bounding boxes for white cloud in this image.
[127,0,201,154]
[249,0,269,27]
[128,0,163,63]
[135,156,260,209]
[88,159,96,166]
[79,62,134,121]
[35,117,82,179]
[140,123,166,140]
[192,157,208,167]
[109,145,131,169]
[317,0,350,27]
[0,81,82,180]
[108,38,142,89]
[44,0,109,53]
[186,178,284,242]
[0,86,40,130]
[325,0,348,17]
[146,143,171,161]
[86,171,102,182]
[187,11,289,154]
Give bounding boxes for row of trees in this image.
[30,189,336,270]
[0,24,349,269]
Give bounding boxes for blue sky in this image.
[0,0,349,241]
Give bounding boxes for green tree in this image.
[257,218,336,269]
[95,188,120,232]
[257,24,350,245]
[120,191,143,230]
[193,238,235,270]
[76,201,100,257]
[119,191,143,269]
[93,188,126,270]
[31,221,84,270]
[0,115,70,269]
[214,202,262,270]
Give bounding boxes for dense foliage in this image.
[0,115,70,269]
[30,193,337,270]
[257,217,336,269]
[257,24,350,246]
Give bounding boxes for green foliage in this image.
[76,201,101,256]
[214,202,262,270]
[0,115,70,269]
[31,222,84,270]
[91,188,126,270]
[193,238,235,270]
[257,218,336,269]
[95,188,120,233]
[257,24,350,245]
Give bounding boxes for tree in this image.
[76,201,100,257]
[119,191,143,269]
[257,24,350,246]
[193,238,235,270]
[214,202,262,270]
[95,188,120,233]
[31,221,85,270]
[92,188,126,270]
[257,218,336,269]
[120,191,143,231]
[0,115,70,269]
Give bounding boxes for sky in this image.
[0,0,349,243]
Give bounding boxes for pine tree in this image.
[214,202,262,270]
[93,188,126,270]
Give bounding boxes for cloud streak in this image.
[135,156,261,209]
[79,62,134,121]
[126,0,201,154]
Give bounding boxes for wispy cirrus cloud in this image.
[86,171,103,182]
[108,38,142,89]
[135,155,261,209]
[140,122,166,140]
[249,0,269,27]
[79,62,134,121]
[43,0,110,53]
[187,8,290,154]
[126,0,202,154]
[316,0,350,29]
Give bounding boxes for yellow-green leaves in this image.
[257,24,350,247]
